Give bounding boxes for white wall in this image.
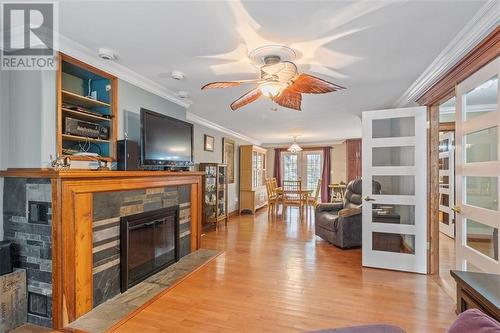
[192,123,251,213]
[0,69,10,240]
[8,70,56,168]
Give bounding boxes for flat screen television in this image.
[140,108,193,167]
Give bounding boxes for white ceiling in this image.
[59,0,486,144]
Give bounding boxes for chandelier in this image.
[287,136,302,153]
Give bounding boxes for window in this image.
[305,153,322,191]
[281,151,323,191]
[283,153,298,181]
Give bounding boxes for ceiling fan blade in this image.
[288,73,345,94]
[201,79,263,90]
[272,88,302,111]
[230,89,262,111]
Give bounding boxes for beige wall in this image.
[265,142,347,184]
[192,123,252,214]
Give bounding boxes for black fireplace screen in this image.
[120,206,180,291]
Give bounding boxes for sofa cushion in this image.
[446,309,500,333]
[317,212,339,231]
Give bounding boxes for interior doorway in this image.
[435,57,500,296]
[437,96,457,295]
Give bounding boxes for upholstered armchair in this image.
[314,178,381,249]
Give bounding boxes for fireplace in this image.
[120,206,180,291]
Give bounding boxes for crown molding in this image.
[395,0,499,107]
[57,33,191,108]
[186,111,262,145]
[261,140,346,148]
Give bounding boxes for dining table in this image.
[275,188,313,219]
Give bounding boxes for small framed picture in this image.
[204,134,215,152]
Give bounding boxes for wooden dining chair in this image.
[265,178,279,217]
[282,180,302,218]
[311,179,322,209]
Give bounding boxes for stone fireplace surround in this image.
[0,169,203,330]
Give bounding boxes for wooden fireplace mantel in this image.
[0,168,204,330]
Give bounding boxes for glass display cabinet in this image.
[200,163,228,230]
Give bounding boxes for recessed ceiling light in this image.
[98,48,116,61]
[171,71,185,80]
[177,91,189,99]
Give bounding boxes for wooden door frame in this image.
[417,27,499,274]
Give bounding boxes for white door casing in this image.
[362,106,427,274]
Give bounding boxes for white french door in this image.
[282,151,323,191]
[439,132,455,238]
[455,57,499,274]
[362,106,427,273]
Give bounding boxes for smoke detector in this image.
[177,91,189,99]
[98,48,116,61]
[171,71,185,80]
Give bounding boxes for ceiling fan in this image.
[201,54,345,111]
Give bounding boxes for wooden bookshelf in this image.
[62,108,111,122]
[62,134,111,144]
[61,90,111,108]
[57,53,118,162]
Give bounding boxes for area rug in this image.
[67,249,221,333]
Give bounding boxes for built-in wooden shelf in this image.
[62,134,110,144]
[58,53,118,162]
[62,108,111,122]
[61,90,111,108]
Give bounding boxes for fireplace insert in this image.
[120,206,180,291]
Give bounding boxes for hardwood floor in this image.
[435,232,457,300]
[112,207,457,333]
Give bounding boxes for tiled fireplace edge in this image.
[92,185,192,307]
[3,178,53,328]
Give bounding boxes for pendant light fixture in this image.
[287,136,303,153]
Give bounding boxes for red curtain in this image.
[273,148,282,186]
[321,147,331,202]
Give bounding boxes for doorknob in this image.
[451,206,462,214]
[364,196,376,202]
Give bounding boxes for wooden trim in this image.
[417,26,500,106]
[439,122,455,132]
[60,53,116,80]
[51,178,63,329]
[428,105,440,275]
[74,193,93,317]
[57,54,63,160]
[35,171,205,329]
[0,169,204,179]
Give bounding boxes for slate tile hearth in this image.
[68,249,220,333]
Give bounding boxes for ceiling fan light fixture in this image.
[259,81,286,98]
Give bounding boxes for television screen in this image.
[140,108,193,165]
